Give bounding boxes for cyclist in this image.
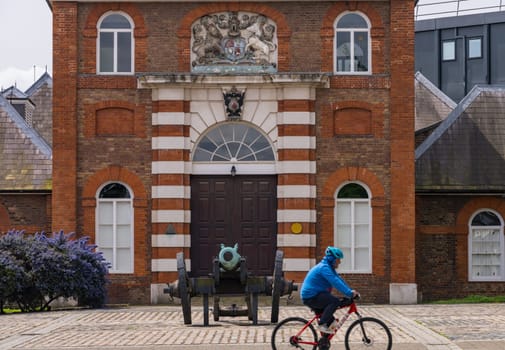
[300,246,360,334]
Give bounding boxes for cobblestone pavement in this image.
[0,303,504,350]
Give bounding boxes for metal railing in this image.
[415,0,505,21]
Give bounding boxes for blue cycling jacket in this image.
[300,255,353,300]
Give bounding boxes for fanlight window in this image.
[193,123,274,162]
[469,210,505,281]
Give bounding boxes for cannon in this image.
[164,244,297,326]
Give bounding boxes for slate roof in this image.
[0,94,52,191]
[415,71,456,132]
[25,72,53,97]
[415,84,505,192]
[1,85,29,100]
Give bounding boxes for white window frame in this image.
[96,182,134,274]
[468,209,505,282]
[334,181,372,273]
[97,11,135,74]
[334,11,372,75]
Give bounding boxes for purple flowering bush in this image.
[0,230,109,313]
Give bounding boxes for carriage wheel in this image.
[271,250,284,323]
[176,252,192,325]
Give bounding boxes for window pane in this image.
[101,14,131,29]
[244,128,261,144]
[337,14,367,28]
[227,142,241,158]
[116,248,131,271]
[116,202,131,224]
[214,145,231,160]
[442,41,455,61]
[337,203,351,224]
[206,128,225,146]
[100,248,113,266]
[100,183,130,198]
[340,253,352,271]
[336,32,351,72]
[355,31,368,71]
[237,144,253,160]
[472,211,500,226]
[97,225,113,246]
[468,38,482,58]
[336,225,352,246]
[355,225,370,246]
[100,32,114,72]
[355,247,370,270]
[98,202,113,224]
[193,148,211,161]
[355,202,369,223]
[338,183,368,198]
[255,148,275,161]
[116,225,131,247]
[117,32,132,72]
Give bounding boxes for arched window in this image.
[97,12,134,74]
[334,12,371,74]
[96,182,133,273]
[334,182,371,273]
[193,123,275,162]
[468,210,505,281]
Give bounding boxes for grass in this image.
[428,295,505,304]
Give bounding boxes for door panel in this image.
[190,175,277,277]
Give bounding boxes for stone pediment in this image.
[191,11,278,73]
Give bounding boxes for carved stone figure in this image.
[192,15,225,66]
[243,15,277,64]
[190,11,277,70]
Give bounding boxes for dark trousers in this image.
[302,292,343,326]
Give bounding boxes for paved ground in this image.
[0,301,504,350]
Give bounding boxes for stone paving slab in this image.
[0,303,504,349]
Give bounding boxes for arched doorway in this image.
[190,122,277,276]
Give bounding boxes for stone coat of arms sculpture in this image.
[191,12,277,72]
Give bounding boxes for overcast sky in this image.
[0,0,501,92]
[0,0,52,91]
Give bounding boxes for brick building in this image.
[42,0,416,305]
[0,73,53,234]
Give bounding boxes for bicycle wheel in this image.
[271,317,318,350]
[344,317,392,350]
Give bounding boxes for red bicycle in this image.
[271,296,392,350]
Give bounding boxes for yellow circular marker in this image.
[291,222,303,234]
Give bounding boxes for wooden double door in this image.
[190,175,277,277]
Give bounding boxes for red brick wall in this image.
[389,0,416,284]
[52,2,78,234]
[0,195,51,234]
[416,195,505,301]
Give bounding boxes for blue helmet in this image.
[325,246,344,259]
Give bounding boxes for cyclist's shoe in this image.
[318,323,333,334]
[318,336,331,350]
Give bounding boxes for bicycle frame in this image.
[295,300,360,346]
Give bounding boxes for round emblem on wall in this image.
[291,222,303,234]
